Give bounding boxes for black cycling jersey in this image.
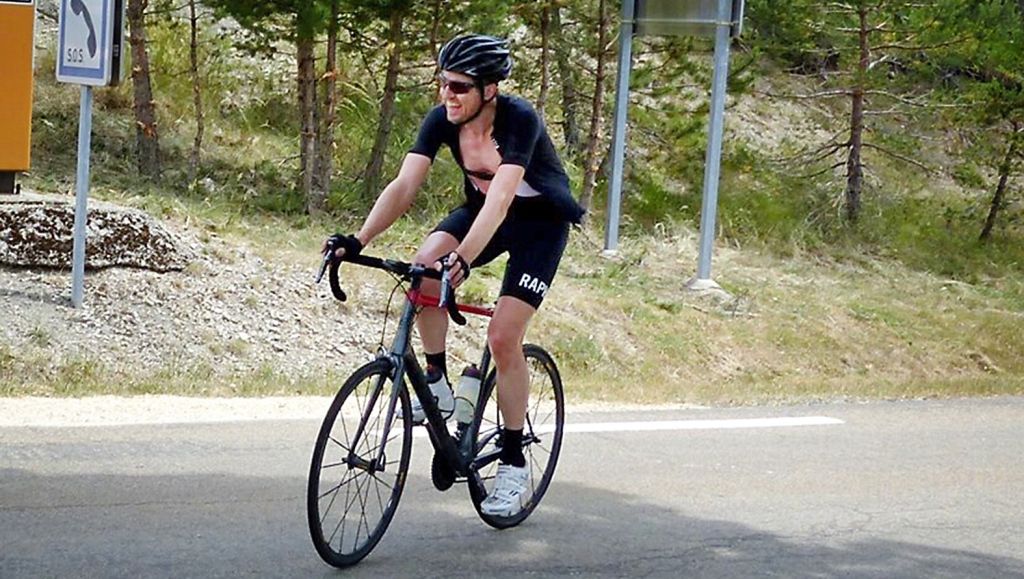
[409,94,585,224]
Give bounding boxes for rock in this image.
[968,352,1001,374]
[0,193,196,272]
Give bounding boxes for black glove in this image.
[453,252,470,281]
[326,233,363,260]
[438,252,470,281]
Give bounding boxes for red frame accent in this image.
[407,290,494,318]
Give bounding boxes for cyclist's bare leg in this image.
[487,296,536,430]
[414,231,459,354]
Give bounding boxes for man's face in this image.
[438,71,489,124]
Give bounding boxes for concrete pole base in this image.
[685,276,732,299]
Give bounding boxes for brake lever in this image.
[314,252,331,284]
[437,264,467,326]
[438,264,451,308]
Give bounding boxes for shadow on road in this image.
[2,466,1022,579]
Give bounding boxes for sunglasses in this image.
[437,74,477,95]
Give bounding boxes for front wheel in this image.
[468,344,565,529]
[307,359,412,567]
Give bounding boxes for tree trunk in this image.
[311,0,340,215]
[429,0,443,76]
[126,0,160,179]
[980,123,1020,241]
[187,0,203,185]
[551,5,583,159]
[537,3,551,118]
[579,0,609,214]
[363,8,405,201]
[297,36,317,212]
[844,6,870,223]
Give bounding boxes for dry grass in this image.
[3,215,1020,405]
[232,218,1024,405]
[530,227,1024,405]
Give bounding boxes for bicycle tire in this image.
[307,359,412,567]
[468,344,565,529]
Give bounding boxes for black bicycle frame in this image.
[346,273,500,479]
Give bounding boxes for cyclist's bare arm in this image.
[454,164,524,264]
[355,153,433,247]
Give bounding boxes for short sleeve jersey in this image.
[409,95,585,224]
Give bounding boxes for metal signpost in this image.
[56,0,125,307]
[603,0,636,254]
[605,0,744,291]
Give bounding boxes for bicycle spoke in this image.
[319,468,362,503]
[319,480,344,526]
[369,471,388,520]
[353,473,373,550]
[529,398,556,423]
[328,435,352,452]
[339,468,369,545]
[340,397,355,447]
[527,455,542,495]
[321,472,368,545]
[528,441,553,457]
[338,471,369,553]
[328,467,360,546]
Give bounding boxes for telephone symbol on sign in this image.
[69,0,98,58]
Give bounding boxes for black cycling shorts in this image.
[432,205,570,309]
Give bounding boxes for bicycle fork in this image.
[343,297,419,474]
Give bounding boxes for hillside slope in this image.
[6,47,1022,403]
[1,199,1020,403]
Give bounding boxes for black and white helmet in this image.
[437,34,513,84]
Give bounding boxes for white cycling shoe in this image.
[480,463,530,517]
[404,375,455,423]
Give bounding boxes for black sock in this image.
[425,351,447,382]
[500,428,526,467]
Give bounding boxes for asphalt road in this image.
[2,397,1023,578]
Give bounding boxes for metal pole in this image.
[603,0,636,254]
[691,0,732,285]
[71,85,94,308]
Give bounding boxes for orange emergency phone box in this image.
[0,0,36,192]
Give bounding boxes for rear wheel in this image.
[307,359,412,567]
[468,344,565,529]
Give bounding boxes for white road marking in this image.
[562,416,845,433]
[411,416,843,438]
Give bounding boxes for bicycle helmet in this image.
[437,34,513,84]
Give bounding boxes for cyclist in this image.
[325,33,583,517]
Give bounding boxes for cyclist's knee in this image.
[414,232,458,266]
[487,325,522,365]
[419,277,443,299]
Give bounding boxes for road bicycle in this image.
[306,244,565,568]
